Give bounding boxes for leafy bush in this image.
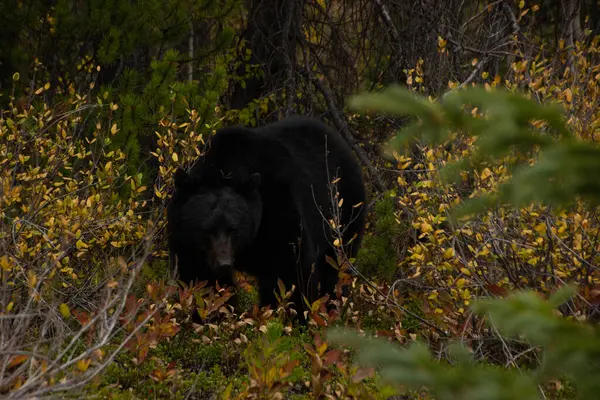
[329,285,600,400]
[0,79,173,397]
[0,60,224,396]
[327,83,600,399]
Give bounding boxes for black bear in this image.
[167,116,367,319]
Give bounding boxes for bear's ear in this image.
[246,172,261,193]
[174,167,190,188]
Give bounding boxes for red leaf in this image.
[322,349,342,366]
[8,355,28,369]
[485,284,508,296]
[283,359,300,374]
[313,334,323,348]
[325,255,339,269]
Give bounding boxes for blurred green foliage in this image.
[350,85,600,220]
[326,85,600,399]
[329,284,600,400]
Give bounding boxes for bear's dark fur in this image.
[167,116,367,318]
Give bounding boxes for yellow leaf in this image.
[437,36,447,49]
[27,270,37,288]
[338,198,344,208]
[75,239,88,250]
[35,87,44,95]
[480,167,492,180]
[333,238,341,247]
[477,247,490,257]
[12,72,20,81]
[6,301,14,312]
[59,303,71,318]
[564,88,573,103]
[0,255,11,271]
[316,341,328,357]
[420,222,433,233]
[172,153,179,162]
[44,82,50,90]
[443,247,455,259]
[110,123,118,135]
[534,223,547,234]
[76,358,91,372]
[573,233,582,250]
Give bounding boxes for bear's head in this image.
[169,169,262,283]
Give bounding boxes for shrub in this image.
[327,81,600,399]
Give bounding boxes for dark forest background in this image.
[3,0,598,189]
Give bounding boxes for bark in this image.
[188,21,194,82]
[229,0,304,111]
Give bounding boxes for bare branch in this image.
[298,68,385,189]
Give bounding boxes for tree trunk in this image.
[229,0,303,112]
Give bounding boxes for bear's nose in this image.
[213,233,234,269]
[216,255,232,269]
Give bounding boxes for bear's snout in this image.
[210,232,234,270]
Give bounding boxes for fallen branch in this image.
[299,68,388,194]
